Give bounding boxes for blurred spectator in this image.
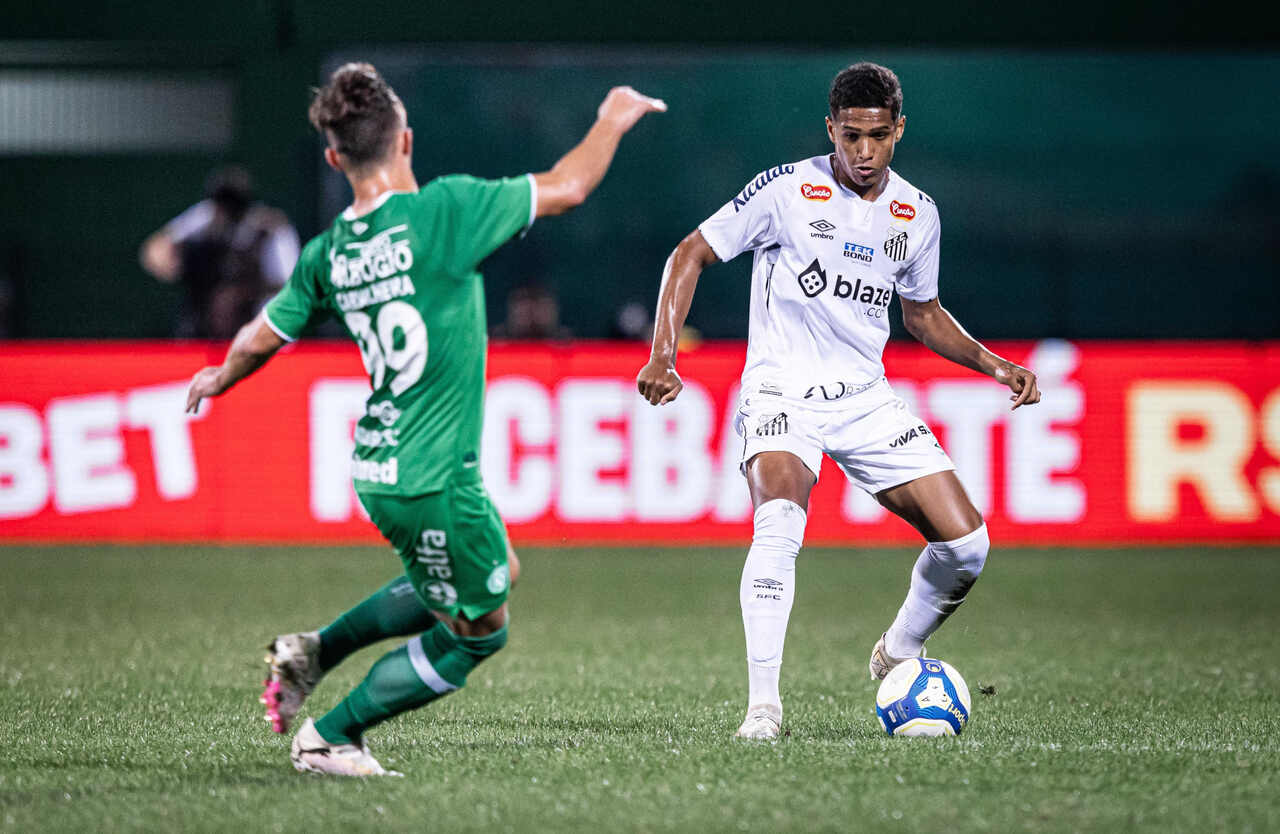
[490,282,572,340]
[609,300,653,342]
[140,166,300,338]
[0,245,22,338]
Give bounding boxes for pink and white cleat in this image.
[261,631,322,733]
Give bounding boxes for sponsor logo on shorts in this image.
[414,529,452,579]
[422,581,458,608]
[890,200,916,220]
[803,379,880,401]
[889,424,933,448]
[809,219,836,239]
[353,457,398,485]
[801,183,833,201]
[756,412,789,437]
[843,241,874,263]
[354,424,399,448]
[884,227,909,262]
[486,564,510,594]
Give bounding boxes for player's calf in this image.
[881,524,989,668]
[310,619,508,751]
[739,498,806,727]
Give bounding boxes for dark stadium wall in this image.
[2,4,1278,339]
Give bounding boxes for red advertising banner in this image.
[2,340,1278,544]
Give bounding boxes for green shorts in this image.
[357,468,511,620]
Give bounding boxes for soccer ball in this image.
[874,657,972,737]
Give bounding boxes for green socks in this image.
[317,577,438,670]
[314,621,508,745]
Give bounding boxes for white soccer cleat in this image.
[290,718,401,777]
[868,632,926,681]
[734,704,783,741]
[261,631,323,734]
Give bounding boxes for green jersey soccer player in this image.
[186,63,664,776]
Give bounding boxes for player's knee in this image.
[459,625,508,661]
[929,523,989,581]
[446,627,507,690]
[752,499,807,553]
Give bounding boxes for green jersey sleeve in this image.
[263,234,329,341]
[432,174,535,272]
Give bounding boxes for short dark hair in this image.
[308,63,403,167]
[204,165,254,219]
[829,62,903,121]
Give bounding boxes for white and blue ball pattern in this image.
[875,658,972,737]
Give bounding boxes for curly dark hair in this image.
[308,63,403,167]
[829,62,903,120]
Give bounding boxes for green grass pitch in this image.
[1,543,1277,832]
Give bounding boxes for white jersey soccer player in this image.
[637,62,1040,741]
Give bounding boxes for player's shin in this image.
[884,524,989,659]
[313,619,507,745]
[317,576,438,671]
[740,499,806,712]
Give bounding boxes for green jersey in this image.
[264,173,535,497]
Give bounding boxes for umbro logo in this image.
[753,578,783,588]
[809,219,836,240]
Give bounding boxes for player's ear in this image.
[401,127,413,157]
[323,146,343,173]
[825,115,836,144]
[895,115,906,142]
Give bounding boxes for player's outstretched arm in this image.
[532,86,666,218]
[636,230,718,405]
[900,297,1041,410]
[185,312,287,413]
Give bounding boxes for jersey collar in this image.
[341,189,415,222]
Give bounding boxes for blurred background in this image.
[2,2,1278,545]
[3,1,1277,342]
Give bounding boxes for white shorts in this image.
[734,378,955,495]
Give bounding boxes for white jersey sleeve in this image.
[896,201,941,302]
[697,165,795,263]
[164,199,215,244]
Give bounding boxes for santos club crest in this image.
[884,227,908,262]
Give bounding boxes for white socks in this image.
[740,499,806,710]
[884,524,990,659]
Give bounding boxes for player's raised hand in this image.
[597,86,667,133]
[636,358,683,406]
[994,361,1040,410]
[186,366,224,414]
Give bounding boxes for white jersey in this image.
[699,155,940,403]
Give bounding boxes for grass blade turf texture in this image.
[1,545,1276,832]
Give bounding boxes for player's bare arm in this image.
[899,296,1040,409]
[533,86,666,217]
[139,229,180,283]
[184,312,286,413]
[636,229,718,405]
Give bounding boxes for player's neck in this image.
[830,154,890,202]
[346,165,419,217]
